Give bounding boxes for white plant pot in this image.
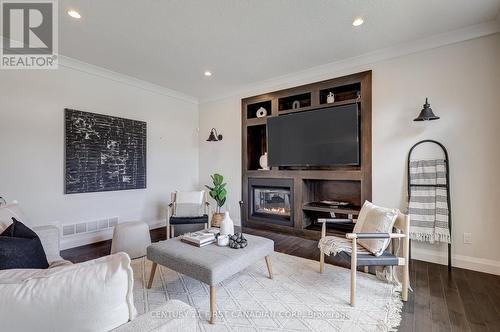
[219,211,234,236]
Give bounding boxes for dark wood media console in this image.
[241,71,372,239]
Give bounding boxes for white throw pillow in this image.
[0,252,136,332]
[0,201,28,232]
[353,201,370,233]
[355,201,399,256]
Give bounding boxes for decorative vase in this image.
[259,152,270,170]
[256,107,267,118]
[211,212,224,227]
[220,211,234,236]
[326,92,335,103]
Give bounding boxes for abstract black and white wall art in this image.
[64,109,147,194]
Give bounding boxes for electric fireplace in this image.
[248,178,293,226]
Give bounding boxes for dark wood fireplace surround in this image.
[241,71,372,240]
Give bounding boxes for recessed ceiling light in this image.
[352,18,364,27]
[204,71,212,77]
[67,10,81,19]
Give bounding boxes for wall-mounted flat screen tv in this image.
[267,104,360,166]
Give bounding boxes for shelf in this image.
[302,203,360,215]
[245,169,362,180]
[320,83,361,104]
[247,100,271,119]
[305,222,355,234]
[278,92,311,112]
[271,98,360,116]
[245,117,267,126]
[276,105,318,115]
[320,98,360,107]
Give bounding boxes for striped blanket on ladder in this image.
[409,159,450,243]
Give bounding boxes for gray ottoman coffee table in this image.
[146,234,274,324]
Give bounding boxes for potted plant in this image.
[205,173,227,227]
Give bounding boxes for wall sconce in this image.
[206,128,223,142]
[414,98,440,121]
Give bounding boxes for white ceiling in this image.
[59,0,500,100]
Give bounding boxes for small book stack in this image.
[181,230,216,247]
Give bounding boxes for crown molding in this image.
[200,20,500,104]
[58,56,199,104]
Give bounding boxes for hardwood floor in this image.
[61,227,500,332]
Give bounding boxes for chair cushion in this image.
[0,218,49,270]
[339,251,400,266]
[169,215,209,225]
[356,201,398,256]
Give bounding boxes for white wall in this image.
[199,98,242,224]
[198,33,500,274]
[0,61,200,247]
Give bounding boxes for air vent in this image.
[75,223,86,234]
[62,217,119,237]
[87,221,98,232]
[98,219,108,229]
[62,224,75,236]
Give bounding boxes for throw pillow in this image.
[356,201,399,256]
[0,252,136,332]
[353,200,370,233]
[0,218,49,270]
[0,201,29,233]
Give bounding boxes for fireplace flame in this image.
[258,207,288,215]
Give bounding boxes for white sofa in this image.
[0,225,197,332]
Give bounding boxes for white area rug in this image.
[131,252,402,332]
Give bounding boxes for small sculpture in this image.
[229,233,248,249]
[292,100,300,109]
[259,152,270,170]
[256,107,267,118]
[326,92,335,103]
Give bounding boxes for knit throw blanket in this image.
[409,159,450,243]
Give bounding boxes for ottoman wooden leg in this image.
[265,255,273,279]
[147,262,157,289]
[209,286,216,324]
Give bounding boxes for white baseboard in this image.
[60,220,166,250]
[412,247,500,276]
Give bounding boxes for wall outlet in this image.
[463,232,472,244]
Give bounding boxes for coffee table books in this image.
[180,229,217,247]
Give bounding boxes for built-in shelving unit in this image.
[241,71,372,240]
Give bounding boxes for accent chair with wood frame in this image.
[319,212,410,306]
[166,191,212,239]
